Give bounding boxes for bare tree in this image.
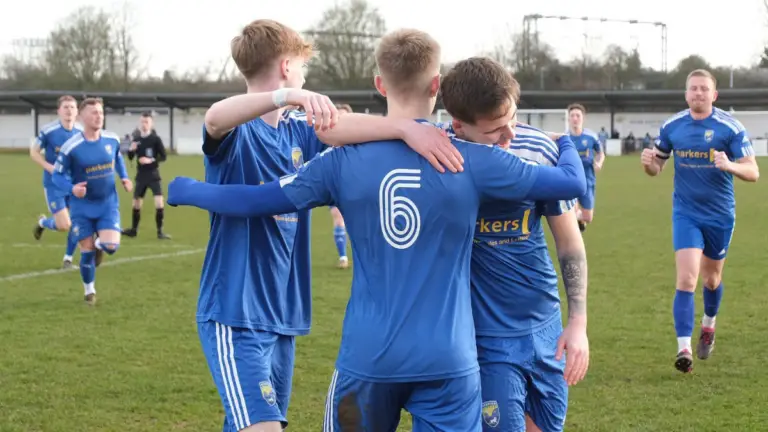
[44,6,115,88]
[109,1,143,89]
[305,0,386,90]
[603,45,643,89]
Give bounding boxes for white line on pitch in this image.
[9,243,195,250]
[0,248,204,283]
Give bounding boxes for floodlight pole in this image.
[522,14,668,72]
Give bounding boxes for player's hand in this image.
[593,161,603,172]
[402,123,463,173]
[556,318,589,386]
[138,156,153,165]
[285,89,339,132]
[71,182,87,198]
[122,178,133,193]
[713,151,732,172]
[167,176,200,207]
[129,142,138,151]
[640,148,655,167]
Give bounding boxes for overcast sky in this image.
[1,0,765,76]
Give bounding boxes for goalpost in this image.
[435,108,568,132]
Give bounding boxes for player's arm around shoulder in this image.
[546,208,589,386]
[315,115,463,174]
[204,92,283,139]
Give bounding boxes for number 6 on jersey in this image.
[379,169,422,249]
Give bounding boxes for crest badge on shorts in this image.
[482,400,500,428]
[259,381,277,406]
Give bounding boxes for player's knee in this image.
[702,273,722,290]
[676,273,698,291]
[133,199,142,210]
[57,219,72,232]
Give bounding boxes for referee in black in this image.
[122,112,171,240]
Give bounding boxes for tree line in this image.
[3,0,768,94]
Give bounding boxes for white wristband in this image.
[272,89,289,108]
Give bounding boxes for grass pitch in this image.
[0,153,766,431]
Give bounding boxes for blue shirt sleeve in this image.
[468,138,586,202]
[728,127,755,160]
[655,124,673,158]
[168,147,337,216]
[202,124,240,164]
[52,151,73,191]
[36,130,46,152]
[283,110,328,160]
[167,178,298,217]
[280,147,337,209]
[115,150,129,179]
[543,198,576,217]
[593,136,603,153]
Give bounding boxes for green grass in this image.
[1,153,767,432]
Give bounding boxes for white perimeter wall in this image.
[3,110,768,156]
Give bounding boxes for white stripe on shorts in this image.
[215,323,252,430]
[323,369,340,432]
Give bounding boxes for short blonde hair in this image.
[375,29,441,96]
[79,97,103,111]
[686,69,717,88]
[231,19,313,80]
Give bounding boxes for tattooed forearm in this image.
[559,252,587,318]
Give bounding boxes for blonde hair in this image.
[79,97,103,111]
[231,19,313,80]
[375,29,441,96]
[686,69,717,88]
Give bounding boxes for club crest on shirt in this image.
[582,139,588,146]
[50,201,57,209]
[704,130,714,143]
[72,225,79,235]
[105,144,112,154]
[259,381,277,406]
[291,147,304,170]
[482,400,500,428]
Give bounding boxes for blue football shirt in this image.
[53,130,126,218]
[570,129,602,185]
[469,124,575,337]
[37,121,82,188]
[656,108,754,224]
[276,138,571,382]
[199,110,326,335]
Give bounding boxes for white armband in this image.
[272,89,289,108]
